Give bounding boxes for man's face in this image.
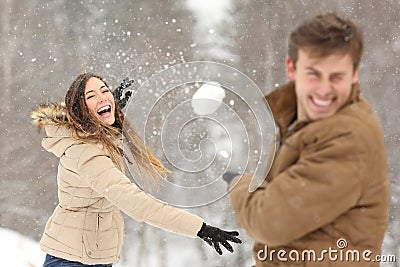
[286,49,359,122]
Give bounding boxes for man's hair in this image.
[288,12,363,70]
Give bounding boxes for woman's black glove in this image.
[113,77,135,109]
[197,223,242,255]
[222,172,239,185]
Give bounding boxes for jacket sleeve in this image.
[76,144,204,238]
[229,131,364,247]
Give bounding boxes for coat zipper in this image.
[96,213,100,248]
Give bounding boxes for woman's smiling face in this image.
[84,77,116,125]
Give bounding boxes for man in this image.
[227,13,389,267]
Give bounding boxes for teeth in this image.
[97,105,111,113]
[312,97,333,107]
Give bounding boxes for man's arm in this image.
[229,130,364,247]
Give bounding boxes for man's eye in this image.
[331,76,343,81]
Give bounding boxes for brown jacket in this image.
[31,103,203,265]
[229,82,389,267]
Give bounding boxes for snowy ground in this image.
[0,227,211,267]
[1,228,45,267]
[0,228,131,267]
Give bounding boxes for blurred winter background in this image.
[0,0,399,266]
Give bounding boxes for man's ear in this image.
[352,66,360,84]
[286,57,295,81]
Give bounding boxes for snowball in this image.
[191,82,225,115]
[219,150,229,158]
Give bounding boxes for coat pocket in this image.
[83,213,119,259]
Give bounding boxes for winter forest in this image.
[0,0,399,266]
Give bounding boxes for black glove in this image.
[197,223,242,255]
[113,77,135,109]
[222,172,239,184]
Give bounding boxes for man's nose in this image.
[316,80,334,97]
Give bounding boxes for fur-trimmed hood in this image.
[31,102,69,130]
[31,102,76,157]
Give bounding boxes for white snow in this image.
[191,82,225,115]
[186,0,231,25]
[1,227,45,267]
[185,0,239,61]
[0,227,130,267]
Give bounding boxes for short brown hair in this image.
[288,12,363,70]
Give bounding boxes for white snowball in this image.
[191,82,225,115]
[219,150,229,158]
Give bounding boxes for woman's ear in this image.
[286,57,296,81]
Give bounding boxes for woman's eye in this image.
[86,95,94,100]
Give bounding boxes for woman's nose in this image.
[98,94,108,103]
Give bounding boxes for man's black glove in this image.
[197,222,242,255]
[222,172,239,185]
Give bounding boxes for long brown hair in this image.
[65,72,168,185]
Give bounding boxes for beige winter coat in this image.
[32,103,203,265]
[229,82,389,267]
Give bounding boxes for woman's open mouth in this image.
[97,105,112,118]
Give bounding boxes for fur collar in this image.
[31,102,69,130]
[265,81,361,134]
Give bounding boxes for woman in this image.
[31,73,241,267]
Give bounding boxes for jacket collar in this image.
[265,81,361,134]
